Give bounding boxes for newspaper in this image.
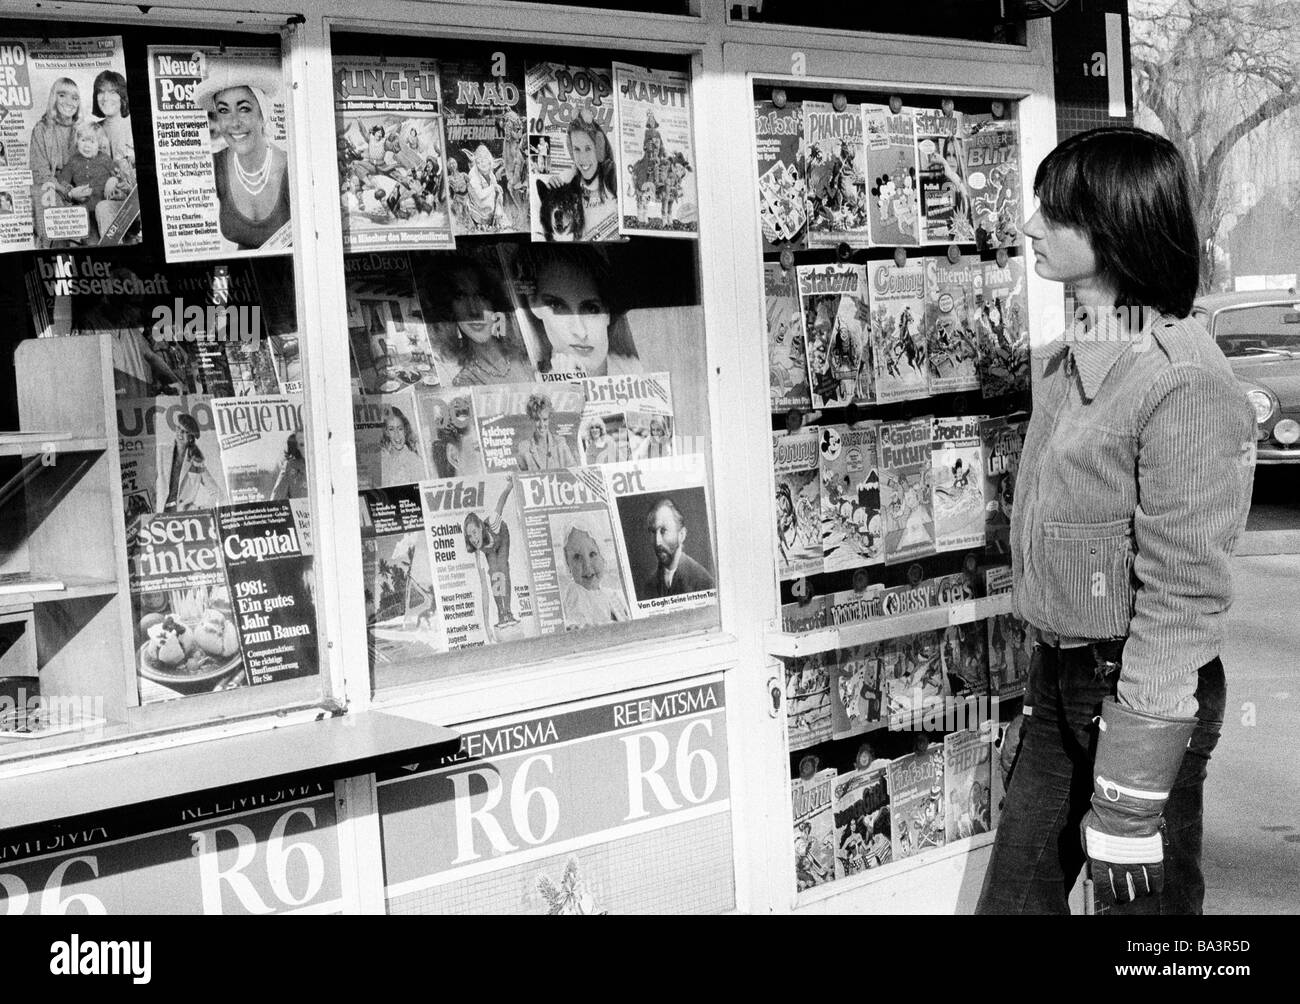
[574,372,674,466]
[146,45,290,262]
[472,381,582,473]
[516,466,632,633]
[612,62,697,238]
[0,35,142,252]
[525,62,619,242]
[360,483,446,664]
[334,55,454,252]
[212,393,306,503]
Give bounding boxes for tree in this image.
[1130,0,1300,288]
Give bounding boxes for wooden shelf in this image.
[766,593,1014,657]
[0,576,120,609]
[0,437,108,457]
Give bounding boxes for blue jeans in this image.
[975,642,1225,915]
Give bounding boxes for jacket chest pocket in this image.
[1039,519,1135,638]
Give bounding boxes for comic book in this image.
[943,725,993,842]
[833,764,892,879]
[867,259,928,403]
[516,466,632,634]
[345,252,441,394]
[979,413,1026,557]
[212,394,306,504]
[818,421,883,573]
[472,381,583,473]
[575,372,674,466]
[942,618,990,699]
[886,629,951,721]
[963,113,1022,252]
[754,99,808,251]
[985,564,1032,697]
[828,641,894,739]
[765,262,811,413]
[792,765,837,891]
[976,255,1030,398]
[605,454,718,617]
[359,484,447,665]
[613,62,697,237]
[333,55,454,252]
[878,417,935,564]
[525,62,619,242]
[888,743,946,861]
[802,100,869,247]
[797,262,872,409]
[782,597,828,634]
[923,256,981,394]
[785,652,832,751]
[439,50,531,236]
[914,107,974,245]
[862,104,920,247]
[824,584,885,629]
[931,415,985,552]
[420,473,538,650]
[877,570,973,619]
[772,428,823,581]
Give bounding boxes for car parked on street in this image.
[1194,290,1300,464]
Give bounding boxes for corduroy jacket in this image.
[1011,312,1256,719]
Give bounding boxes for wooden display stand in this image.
[0,334,134,739]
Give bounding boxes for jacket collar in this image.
[1043,332,1131,402]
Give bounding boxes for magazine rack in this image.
[0,334,134,739]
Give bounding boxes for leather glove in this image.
[1080,697,1195,909]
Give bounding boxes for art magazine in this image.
[613,62,697,237]
[963,112,1022,252]
[878,416,935,563]
[765,262,811,413]
[818,421,883,573]
[802,99,869,247]
[861,103,919,247]
[472,380,583,473]
[360,483,446,664]
[923,255,981,394]
[931,414,984,552]
[575,372,674,466]
[798,261,872,409]
[754,98,807,251]
[888,742,946,861]
[772,428,823,581]
[212,393,306,504]
[833,764,892,879]
[867,258,928,404]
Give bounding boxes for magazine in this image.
[988,609,1033,698]
[819,421,883,573]
[878,570,972,619]
[345,251,441,394]
[782,596,828,634]
[764,262,811,413]
[792,765,837,891]
[754,99,807,251]
[942,618,990,699]
[604,453,717,616]
[212,393,306,503]
[914,107,973,245]
[861,104,920,247]
[802,100,869,247]
[116,396,159,537]
[798,262,872,409]
[963,113,1022,252]
[355,386,428,489]
[333,55,454,252]
[415,385,487,481]
[943,725,993,842]
[888,743,946,861]
[420,472,539,650]
[887,629,951,721]
[833,764,892,879]
[867,258,928,403]
[0,35,141,253]
[575,372,674,466]
[472,381,583,473]
[136,394,228,514]
[772,428,823,581]
[525,62,619,242]
[979,413,1026,557]
[976,255,1030,398]
[828,641,893,739]
[359,484,446,664]
[931,415,984,552]
[878,417,935,564]
[517,466,632,633]
[146,45,290,262]
[785,652,832,751]
[613,62,697,237]
[824,584,885,629]
[438,50,530,236]
[923,255,981,394]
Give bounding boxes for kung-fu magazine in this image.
[976,255,1030,398]
[862,103,920,247]
[914,107,974,245]
[765,262,812,412]
[798,261,873,409]
[754,98,808,251]
[613,62,698,237]
[878,416,935,564]
[834,763,892,879]
[802,100,870,247]
[867,258,928,404]
[525,62,620,242]
[963,112,1023,252]
[931,414,985,552]
[772,427,824,581]
[923,255,981,395]
[439,49,531,236]
[786,652,832,751]
[818,421,883,573]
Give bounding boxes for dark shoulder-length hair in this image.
[1033,126,1200,318]
[92,70,130,119]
